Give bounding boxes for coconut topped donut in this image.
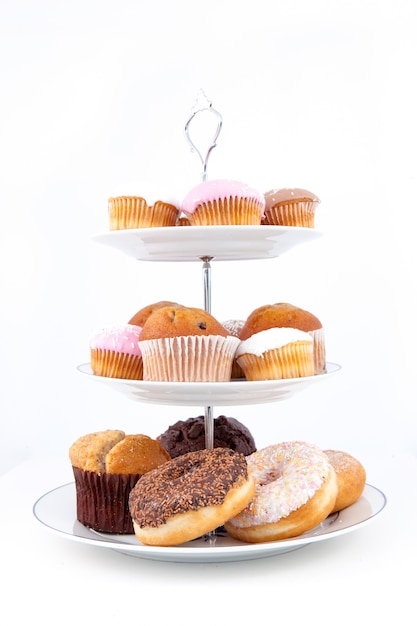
[129,447,255,546]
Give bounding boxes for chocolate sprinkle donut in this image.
[129,448,250,529]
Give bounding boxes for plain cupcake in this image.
[108,181,180,230]
[138,304,240,381]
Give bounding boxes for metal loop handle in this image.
[184,89,223,182]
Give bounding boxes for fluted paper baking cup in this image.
[109,197,178,230]
[72,467,141,534]
[236,341,315,380]
[188,197,263,226]
[309,327,326,374]
[140,334,240,381]
[90,349,143,380]
[263,200,316,228]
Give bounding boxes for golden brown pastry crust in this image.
[324,450,366,512]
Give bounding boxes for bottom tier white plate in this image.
[33,483,386,563]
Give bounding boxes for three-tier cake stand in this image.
[33,94,386,563]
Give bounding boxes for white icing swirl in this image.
[235,327,312,357]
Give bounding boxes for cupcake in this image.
[139,304,240,381]
[69,430,171,533]
[222,319,245,379]
[108,182,180,230]
[176,213,191,226]
[240,302,326,374]
[128,301,179,328]
[263,188,320,228]
[157,415,257,458]
[90,323,143,379]
[181,179,265,226]
[236,327,315,380]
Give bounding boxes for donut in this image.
[128,448,255,546]
[224,441,338,543]
[324,450,366,513]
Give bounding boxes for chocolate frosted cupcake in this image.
[157,415,256,458]
[263,187,320,228]
[69,430,171,534]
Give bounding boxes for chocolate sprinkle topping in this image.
[128,448,248,528]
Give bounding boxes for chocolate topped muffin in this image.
[157,415,256,458]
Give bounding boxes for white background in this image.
[1,0,416,621]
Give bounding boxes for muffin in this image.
[128,301,179,327]
[90,323,143,379]
[263,188,320,228]
[69,430,171,533]
[240,302,326,374]
[222,319,245,379]
[139,304,240,381]
[108,182,180,230]
[236,327,315,380]
[157,415,257,458]
[181,179,265,226]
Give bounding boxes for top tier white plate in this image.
[92,225,322,262]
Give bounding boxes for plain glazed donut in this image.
[224,441,338,543]
[324,450,366,513]
[128,448,255,546]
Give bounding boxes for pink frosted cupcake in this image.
[263,188,320,228]
[181,179,265,226]
[108,181,180,230]
[90,324,143,379]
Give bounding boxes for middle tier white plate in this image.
[77,362,341,406]
[92,225,322,262]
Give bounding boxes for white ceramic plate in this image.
[92,225,322,262]
[77,362,341,406]
[33,483,386,563]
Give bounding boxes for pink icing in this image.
[181,179,265,215]
[90,324,142,356]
